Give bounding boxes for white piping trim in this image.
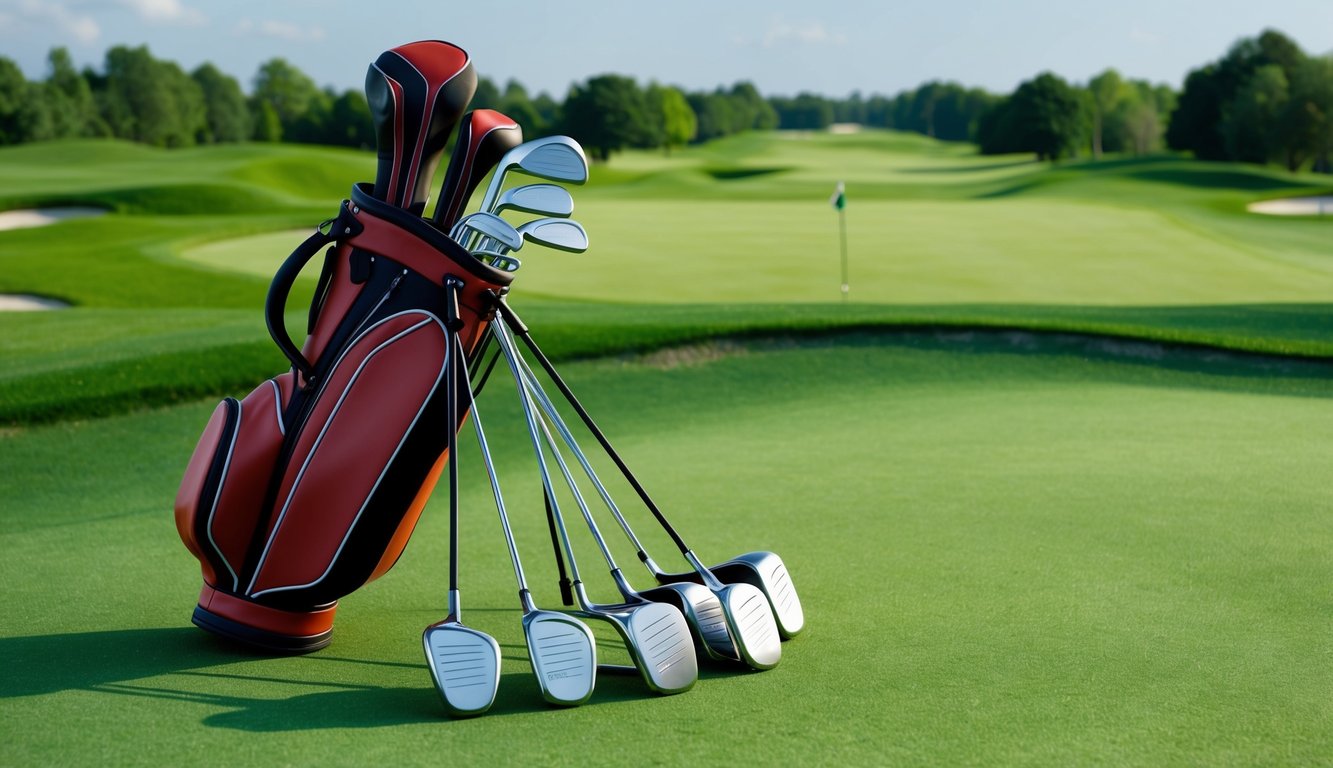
[269,379,285,436]
[246,311,447,597]
[205,400,242,591]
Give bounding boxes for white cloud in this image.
[119,0,207,26]
[763,17,846,48]
[5,0,101,43]
[235,18,327,43]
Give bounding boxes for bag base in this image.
[191,584,337,654]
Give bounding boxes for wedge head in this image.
[636,582,738,663]
[524,610,597,706]
[585,601,696,694]
[496,183,575,218]
[516,218,588,253]
[711,552,804,639]
[455,211,522,251]
[717,582,782,670]
[422,621,501,717]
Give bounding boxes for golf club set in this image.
[173,40,802,717]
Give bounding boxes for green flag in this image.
[830,181,846,211]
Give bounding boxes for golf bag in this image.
[174,183,513,653]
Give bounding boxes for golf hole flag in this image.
[831,182,848,297]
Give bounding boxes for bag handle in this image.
[265,202,364,384]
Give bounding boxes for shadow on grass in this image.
[2,626,745,730]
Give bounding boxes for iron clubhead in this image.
[524,610,597,706]
[455,211,523,251]
[635,582,739,663]
[710,552,804,639]
[583,601,696,695]
[516,218,588,253]
[716,582,782,670]
[495,183,575,218]
[422,620,501,717]
[655,550,804,640]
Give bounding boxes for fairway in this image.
[2,335,1330,765]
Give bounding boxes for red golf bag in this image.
[174,183,512,653]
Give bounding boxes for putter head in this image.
[584,601,696,695]
[715,582,782,670]
[524,610,597,706]
[516,218,588,253]
[636,582,738,663]
[710,552,804,639]
[422,620,501,717]
[456,212,523,251]
[496,183,575,218]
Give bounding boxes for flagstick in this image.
[838,203,849,301]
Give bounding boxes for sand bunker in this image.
[0,294,68,311]
[0,207,106,231]
[0,208,99,310]
[1247,196,1333,216]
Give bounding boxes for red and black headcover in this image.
[365,40,477,212]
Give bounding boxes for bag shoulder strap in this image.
[265,201,364,384]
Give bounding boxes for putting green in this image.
[2,335,1329,765]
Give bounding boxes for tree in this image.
[979,72,1086,160]
[1087,69,1124,158]
[0,57,28,144]
[98,45,203,147]
[45,48,100,138]
[1222,64,1288,165]
[561,74,649,161]
[252,58,320,129]
[731,82,777,130]
[1276,56,1333,172]
[191,63,249,143]
[327,90,374,148]
[1168,29,1307,160]
[646,83,695,154]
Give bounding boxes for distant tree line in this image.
[1,30,1329,173]
[1168,30,1333,172]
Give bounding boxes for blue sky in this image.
[2,0,1331,98]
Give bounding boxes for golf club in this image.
[431,109,523,229]
[452,212,523,252]
[448,282,597,707]
[493,320,698,695]
[478,218,589,260]
[422,278,500,717]
[471,249,521,272]
[493,183,575,219]
[365,40,477,212]
[504,330,780,669]
[493,300,805,638]
[461,136,588,249]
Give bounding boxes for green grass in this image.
[2,131,1333,764]
[2,132,1331,426]
[2,336,1330,765]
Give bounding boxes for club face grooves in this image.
[525,612,597,706]
[422,624,501,716]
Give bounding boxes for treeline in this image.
[2,30,1330,174]
[1168,30,1333,172]
[0,46,374,148]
